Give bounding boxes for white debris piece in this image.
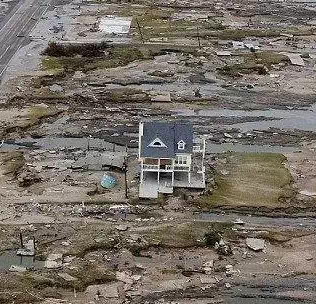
[116,271,134,284]
[232,41,245,49]
[17,239,35,256]
[281,52,305,66]
[200,275,217,284]
[203,260,214,274]
[45,253,63,269]
[9,265,27,272]
[280,33,294,38]
[233,218,245,225]
[99,16,132,34]
[116,225,129,231]
[246,238,265,251]
[224,133,233,138]
[215,51,231,56]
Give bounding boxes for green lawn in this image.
[201,153,295,208]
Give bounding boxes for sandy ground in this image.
[0,0,316,303]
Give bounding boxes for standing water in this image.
[0,251,43,270]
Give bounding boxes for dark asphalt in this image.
[0,0,52,79]
[195,212,316,230]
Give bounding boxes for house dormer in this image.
[177,140,186,150]
[148,137,167,148]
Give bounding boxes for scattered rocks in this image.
[116,271,134,284]
[49,84,64,93]
[246,238,265,251]
[215,239,233,256]
[224,133,233,138]
[203,260,214,274]
[225,264,236,276]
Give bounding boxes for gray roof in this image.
[140,121,193,158]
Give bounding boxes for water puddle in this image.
[174,103,316,132]
[0,251,43,271]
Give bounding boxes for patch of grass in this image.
[41,45,147,75]
[218,63,268,77]
[67,262,116,291]
[120,6,224,41]
[64,226,119,258]
[200,153,295,208]
[27,105,61,123]
[0,152,25,176]
[139,221,232,248]
[41,57,63,71]
[218,51,289,77]
[0,274,43,304]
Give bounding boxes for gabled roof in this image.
[140,121,193,158]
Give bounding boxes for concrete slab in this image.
[174,172,205,189]
[72,151,125,170]
[86,282,120,298]
[139,170,204,198]
[281,52,305,66]
[99,16,132,34]
[139,172,159,198]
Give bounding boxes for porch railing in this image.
[142,164,159,170]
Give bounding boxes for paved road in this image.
[0,0,52,80]
[196,212,316,230]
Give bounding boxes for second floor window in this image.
[176,155,187,165]
[177,140,186,150]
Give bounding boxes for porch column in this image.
[140,160,144,184]
[157,158,160,185]
[188,171,191,184]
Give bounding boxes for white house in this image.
[138,120,206,198]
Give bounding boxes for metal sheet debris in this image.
[282,52,305,66]
[99,16,132,34]
[215,51,232,56]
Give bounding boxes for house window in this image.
[148,137,167,148]
[176,155,187,165]
[177,140,186,150]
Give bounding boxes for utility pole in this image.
[123,145,128,199]
[197,26,201,49]
[19,232,24,248]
